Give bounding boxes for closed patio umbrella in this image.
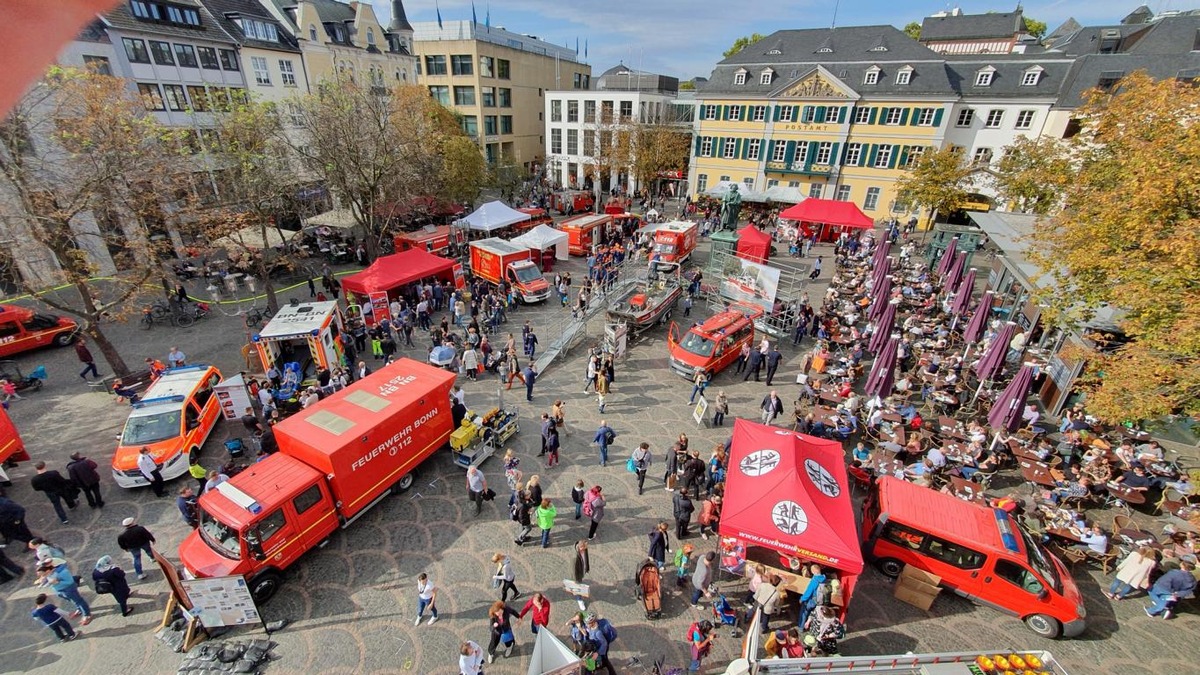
[944,250,967,294]
[936,236,959,277]
[868,275,893,322]
[962,290,994,344]
[864,336,899,398]
[869,302,896,354]
[872,239,891,269]
[974,321,1016,383]
[987,363,1035,433]
[871,256,892,294]
[950,268,977,317]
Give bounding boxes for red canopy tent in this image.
[779,199,875,243]
[341,250,462,324]
[719,419,863,614]
[735,225,772,263]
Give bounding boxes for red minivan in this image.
[667,303,763,379]
[863,477,1086,638]
[0,304,78,358]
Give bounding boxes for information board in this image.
[182,575,261,628]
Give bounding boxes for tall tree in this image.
[723,33,766,59]
[291,83,484,257]
[194,99,305,312]
[1028,72,1200,422]
[0,66,183,375]
[893,145,972,229]
[629,124,693,195]
[902,21,922,40]
[992,135,1071,215]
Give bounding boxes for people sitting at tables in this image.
[959,448,1002,480]
[1033,438,1055,462]
[866,407,884,431]
[926,445,947,468]
[906,458,936,486]
[966,421,988,444]
[1113,441,1137,469]
[836,379,853,399]
[1079,456,1113,484]
[909,412,924,431]
[1049,477,1093,504]
[1071,524,1109,555]
[1115,465,1163,492]
[897,400,918,422]
[894,375,912,394]
[852,443,871,464]
[1136,441,1164,466]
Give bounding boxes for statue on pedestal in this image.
[719,184,742,231]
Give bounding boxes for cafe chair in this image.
[1053,543,1088,568]
[1085,547,1120,574]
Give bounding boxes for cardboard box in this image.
[899,566,942,587]
[894,565,941,610]
[894,583,938,610]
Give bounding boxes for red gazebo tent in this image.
[341,250,463,323]
[735,225,772,263]
[779,198,875,243]
[719,419,863,614]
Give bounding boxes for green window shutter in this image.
[839,143,849,164]
[899,108,910,125]
[830,143,840,165]
[899,146,910,166]
[717,137,725,157]
[772,105,781,122]
[805,141,818,169]
[694,136,702,156]
[801,105,812,122]
[834,107,845,123]
[815,106,826,123]
[791,105,800,121]
[933,108,944,127]
[868,107,878,124]
[888,146,899,169]
[910,109,921,126]
[784,140,797,164]
[867,144,878,167]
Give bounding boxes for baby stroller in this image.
[634,559,662,619]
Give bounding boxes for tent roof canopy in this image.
[735,224,772,263]
[306,209,360,230]
[779,199,875,229]
[340,249,456,296]
[510,224,569,260]
[211,225,291,251]
[718,419,864,574]
[459,200,531,232]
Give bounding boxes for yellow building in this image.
[261,0,418,88]
[691,26,957,222]
[412,20,590,169]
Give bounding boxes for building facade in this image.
[545,65,688,192]
[918,9,1031,55]
[412,20,590,169]
[198,0,310,102]
[690,26,959,222]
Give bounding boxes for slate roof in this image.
[1044,23,1153,55]
[943,53,1074,99]
[102,0,238,44]
[920,11,1025,42]
[702,26,956,97]
[1044,18,1082,43]
[309,0,354,24]
[388,0,412,32]
[198,0,300,52]
[1054,51,1200,108]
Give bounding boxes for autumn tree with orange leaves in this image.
[1027,72,1200,423]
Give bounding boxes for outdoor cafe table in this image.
[947,476,987,503]
[1012,445,1045,463]
[878,425,906,446]
[818,391,845,406]
[1105,482,1148,507]
[941,441,971,462]
[812,406,842,427]
[1046,527,1084,544]
[869,454,906,479]
[881,412,903,424]
[1021,465,1058,488]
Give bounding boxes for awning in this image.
[735,225,771,263]
[211,225,292,251]
[779,198,874,229]
[459,200,531,232]
[704,181,768,203]
[306,209,360,230]
[510,224,569,261]
[340,249,457,297]
[764,185,806,204]
[719,419,864,575]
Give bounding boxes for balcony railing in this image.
[764,161,836,177]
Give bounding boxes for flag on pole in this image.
[485,4,490,31]
[585,39,588,58]
[436,0,443,28]
[575,36,579,55]
[472,2,478,26]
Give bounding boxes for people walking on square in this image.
[570,540,590,610]
[116,518,156,580]
[486,600,520,663]
[648,522,670,571]
[523,362,537,401]
[64,452,102,509]
[592,420,615,467]
[545,424,560,468]
[31,594,78,642]
[536,498,557,548]
[137,447,165,498]
[459,640,484,675]
[74,338,100,380]
[35,557,91,625]
[765,344,783,386]
[631,442,652,495]
[492,552,521,602]
[761,390,784,425]
[571,480,586,520]
[415,572,440,625]
[91,555,133,616]
[467,466,488,517]
[583,486,606,540]
[518,592,551,635]
[673,489,695,539]
[30,462,77,524]
[712,391,729,426]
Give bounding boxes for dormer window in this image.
[896,65,913,85]
[130,1,201,27]
[1021,65,1044,86]
[975,66,996,87]
[236,16,279,42]
[864,66,880,85]
[367,27,376,47]
[760,69,774,85]
[309,24,318,41]
[733,69,747,86]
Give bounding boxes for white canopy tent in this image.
[459,200,531,233]
[510,224,569,260]
[526,629,582,675]
[211,225,292,251]
[764,185,806,204]
[305,209,360,230]
[704,180,767,203]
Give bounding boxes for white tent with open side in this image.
[510,224,569,260]
[211,225,292,251]
[459,200,532,233]
[526,628,583,675]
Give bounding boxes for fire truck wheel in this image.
[250,571,282,603]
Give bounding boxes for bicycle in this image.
[244,304,274,328]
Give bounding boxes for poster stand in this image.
[153,551,273,653]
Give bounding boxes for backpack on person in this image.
[94,577,114,594]
[583,494,597,518]
[597,617,618,643]
[673,548,688,569]
[603,427,616,445]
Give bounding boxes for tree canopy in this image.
[1027,72,1200,422]
[1024,17,1048,39]
[992,135,1071,215]
[893,145,972,225]
[724,33,765,59]
[902,21,921,40]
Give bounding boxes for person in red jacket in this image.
[518,592,551,635]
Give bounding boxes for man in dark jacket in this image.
[0,495,34,544]
[116,518,156,580]
[30,462,77,524]
[760,390,784,425]
[764,345,783,386]
[65,452,104,508]
[673,489,695,539]
[681,453,707,501]
[743,348,764,382]
[74,338,100,380]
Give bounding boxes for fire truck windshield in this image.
[678,331,716,358]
